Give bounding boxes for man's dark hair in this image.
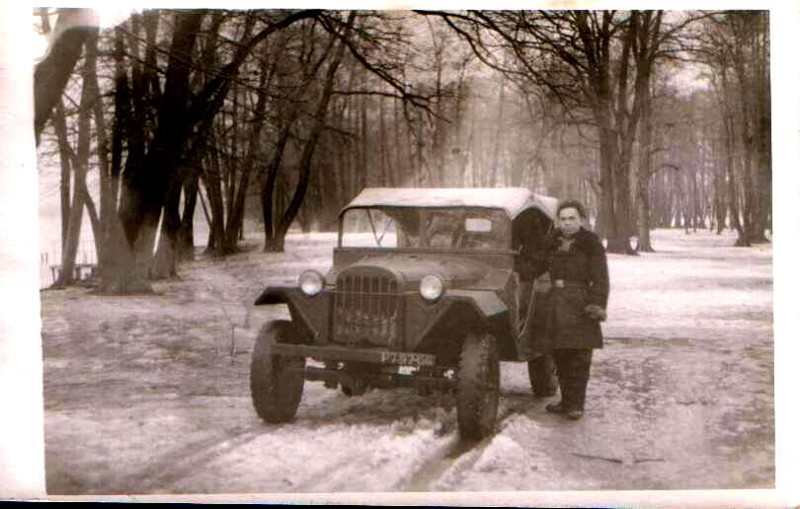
[557,199,587,219]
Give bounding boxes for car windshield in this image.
[340,207,511,250]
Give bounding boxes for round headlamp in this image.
[299,270,324,297]
[419,274,444,301]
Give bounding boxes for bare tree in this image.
[693,11,770,246]
[265,12,356,251]
[35,8,770,281]
[34,9,104,287]
[34,9,96,144]
[101,9,320,291]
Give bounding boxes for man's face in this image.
[558,207,581,236]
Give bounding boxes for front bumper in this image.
[269,343,436,368]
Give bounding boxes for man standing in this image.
[538,200,609,420]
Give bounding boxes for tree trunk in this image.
[98,26,135,292]
[34,9,94,144]
[489,78,506,187]
[56,30,99,286]
[224,54,269,253]
[712,131,727,234]
[379,96,390,186]
[38,11,73,253]
[101,11,318,288]
[612,11,638,244]
[261,17,349,249]
[635,174,654,252]
[689,169,699,233]
[110,12,205,292]
[52,102,72,251]
[751,15,771,243]
[267,13,354,252]
[576,11,636,255]
[635,85,654,252]
[393,97,402,187]
[88,60,112,268]
[151,174,183,280]
[724,106,748,246]
[731,22,763,244]
[632,11,662,252]
[203,149,227,257]
[359,69,370,188]
[178,173,199,261]
[720,65,749,246]
[261,121,294,250]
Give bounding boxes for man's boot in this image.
[528,354,557,397]
[546,375,570,414]
[564,349,592,419]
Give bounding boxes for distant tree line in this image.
[34,9,771,292]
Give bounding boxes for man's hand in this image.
[584,304,607,322]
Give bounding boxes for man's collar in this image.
[557,227,584,239]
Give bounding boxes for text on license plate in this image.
[380,351,434,367]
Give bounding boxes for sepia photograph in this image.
[2,1,799,505]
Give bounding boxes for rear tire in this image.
[456,331,500,440]
[250,320,306,423]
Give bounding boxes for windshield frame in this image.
[337,205,515,252]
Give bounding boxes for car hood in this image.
[341,253,492,288]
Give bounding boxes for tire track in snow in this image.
[398,400,526,491]
[290,452,380,493]
[399,436,486,491]
[121,425,266,493]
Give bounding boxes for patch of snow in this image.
[41,228,773,494]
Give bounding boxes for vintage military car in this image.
[251,187,558,439]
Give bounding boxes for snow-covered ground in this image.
[40,228,773,497]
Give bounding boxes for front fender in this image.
[253,286,331,343]
[255,287,292,305]
[446,289,508,318]
[409,289,512,363]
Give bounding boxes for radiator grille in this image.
[333,272,401,347]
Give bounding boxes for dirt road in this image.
[41,230,773,496]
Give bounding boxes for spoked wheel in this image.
[456,331,500,440]
[250,320,306,423]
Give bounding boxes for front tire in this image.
[456,331,500,440]
[250,320,306,423]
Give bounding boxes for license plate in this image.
[380,351,434,367]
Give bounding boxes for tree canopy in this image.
[34,8,771,290]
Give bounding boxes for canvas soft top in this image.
[341,187,558,220]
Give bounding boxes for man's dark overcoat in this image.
[531,227,609,352]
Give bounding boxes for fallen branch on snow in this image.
[571,453,666,465]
